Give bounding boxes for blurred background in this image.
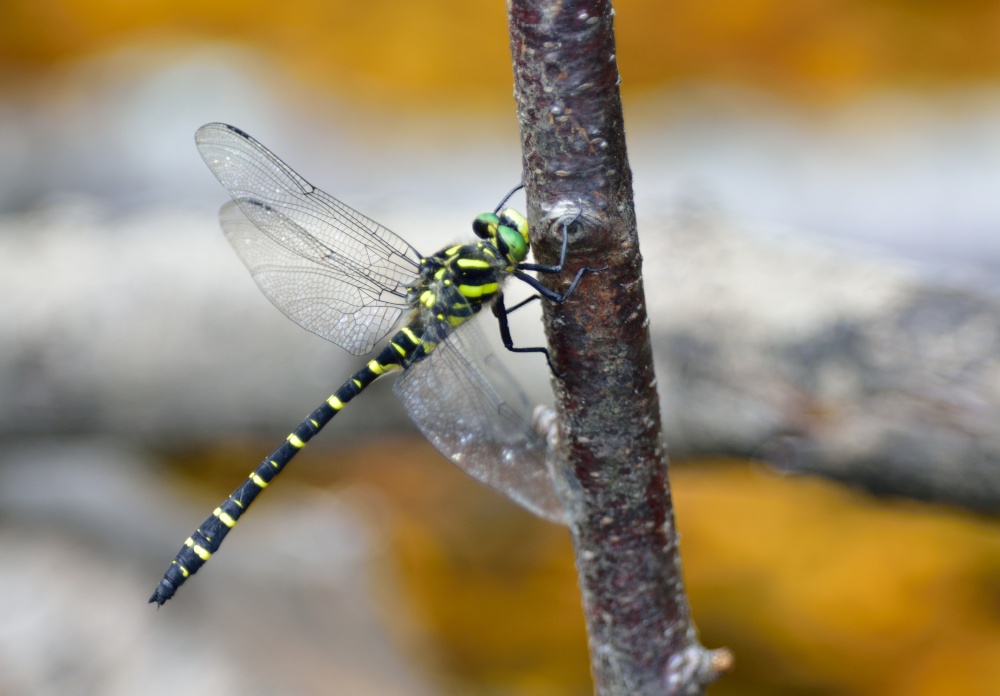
[2,1,1000,694]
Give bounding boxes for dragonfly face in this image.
[472,208,530,266]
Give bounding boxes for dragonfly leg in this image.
[493,293,561,376]
[517,213,607,280]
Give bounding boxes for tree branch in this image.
[506,1,731,693]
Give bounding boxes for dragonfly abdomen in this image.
[148,326,427,606]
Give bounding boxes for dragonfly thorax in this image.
[408,237,514,331]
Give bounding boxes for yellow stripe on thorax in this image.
[458,282,499,299]
[455,258,490,270]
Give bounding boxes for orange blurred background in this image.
[1,2,999,695]
[4,0,1000,107]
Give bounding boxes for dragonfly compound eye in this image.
[498,224,528,263]
[472,212,500,240]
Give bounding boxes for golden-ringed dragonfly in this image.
[149,123,598,606]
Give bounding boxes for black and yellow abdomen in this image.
[151,240,516,605]
[149,323,426,605]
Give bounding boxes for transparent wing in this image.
[394,320,564,524]
[220,202,408,355]
[198,122,422,355]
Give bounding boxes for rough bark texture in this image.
[507,1,730,693]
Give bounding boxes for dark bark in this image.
[506,1,731,693]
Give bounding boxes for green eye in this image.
[499,209,529,241]
[472,213,499,239]
[499,225,528,262]
[495,209,529,262]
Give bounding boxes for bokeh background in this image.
[2,1,1000,695]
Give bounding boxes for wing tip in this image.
[195,122,251,146]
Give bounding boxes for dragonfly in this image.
[149,123,598,606]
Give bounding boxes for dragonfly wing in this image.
[198,122,421,354]
[394,320,565,524]
[220,201,407,355]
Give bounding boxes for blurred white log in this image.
[648,201,1000,514]
[3,192,999,514]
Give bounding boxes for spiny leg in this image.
[499,217,606,374]
[517,213,607,281]
[493,293,559,375]
[504,294,541,314]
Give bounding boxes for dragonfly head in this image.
[472,209,530,264]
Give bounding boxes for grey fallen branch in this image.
[647,202,1000,515]
[4,198,998,515]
